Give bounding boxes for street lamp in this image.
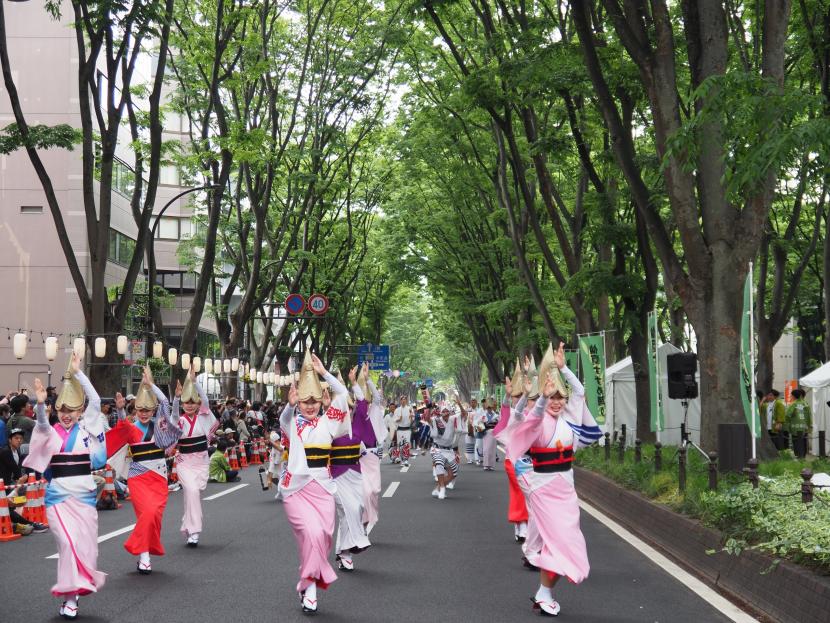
[146,184,221,354]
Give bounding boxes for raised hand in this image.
[143,365,154,386]
[554,342,566,369]
[288,383,298,407]
[523,375,533,396]
[322,388,331,409]
[348,366,358,383]
[115,392,126,411]
[70,352,81,374]
[505,375,512,397]
[175,380,183,398]
[310,353,327,376]
[33,378,47,405]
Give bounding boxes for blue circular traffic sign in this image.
[285,294,306,315]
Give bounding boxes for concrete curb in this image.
[574,466,830,623]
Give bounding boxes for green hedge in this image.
[575,444,830,573]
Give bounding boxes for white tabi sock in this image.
[339,551,353,563]
[514,523,520,537]
[139,552,151,565]
[65,595,78,609]
[535,585,552,602]
[519,522,528,538]
[304,581,317,601]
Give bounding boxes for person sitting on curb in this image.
[208,439,240,483]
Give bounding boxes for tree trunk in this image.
[755,319,775,394]
[629,325,654,444]
[693,263,746,450]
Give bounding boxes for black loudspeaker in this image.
[666,352,698,399]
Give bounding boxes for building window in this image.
[19,205,43,214]
[109,229,136,267]
[151,270,198,295]
[159,165,179,186]
[156,216,179,240]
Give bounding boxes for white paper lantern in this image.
[117,335,128,355]
[94,337,106,358]
[256,371,263,384]
[204,358,213,374]
[193,356,202,373]
[168,347,178,366]
[152,341,163,359]
[13,333,27,359]
[45,336,58,361]
[268,372,275,384]
[250,367,257,381]
[223,359,231,373]
[73,337,86,359]
[181,353,191,370]
[231,357,240,372]
[294,371,300,381]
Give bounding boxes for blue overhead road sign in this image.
[357,343,390,370]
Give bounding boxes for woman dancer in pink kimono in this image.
[171,367,218,547]
[506,343,602,617]
[278,350,351,614]
[24,355,107,620]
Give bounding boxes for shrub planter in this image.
[574,467,830,623]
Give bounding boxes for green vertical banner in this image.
[578,335,606,425]
[647,311,664,432]
[740,272,762,438]
[564,350,579,378]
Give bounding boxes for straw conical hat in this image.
[510,357,526,397]
[181,375,200,403]
[55,358,84,411]
[134,382,159,411]
[538,343,568,398]
[296,350,323,402]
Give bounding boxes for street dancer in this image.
[506,343,603,616]
[393,396,413,466]
[331,364,376,571]
[170,368,218,547]
[107,366,181,574]
[361,372,386,535]
[430,405,461,499]
[24,357,107,619]
[279,350,351,614]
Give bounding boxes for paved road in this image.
[1,453,752,622]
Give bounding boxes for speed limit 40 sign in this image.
[308,293,329,315]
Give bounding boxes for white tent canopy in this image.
[604,342,701,447]
[798,362,830,455]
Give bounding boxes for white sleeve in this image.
[561,366,584,397]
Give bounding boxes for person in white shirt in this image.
[393,397,413,467]
[430,407,461,499]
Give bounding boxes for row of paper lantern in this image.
[12,333,298,386]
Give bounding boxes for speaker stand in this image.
[674,399,708,460]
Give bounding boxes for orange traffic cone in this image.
[260,438,269,463]
[0,480,22,542]
[239,441,249,468]
[100,465,121,510]
[21,474,39,523]
[227,445,240,471]
[250,439,262,466]
[169,458,179,484]
[35,479,48,525]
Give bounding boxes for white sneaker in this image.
[438,487,446,500]
[431,487,440,498]
[446,481,455,490]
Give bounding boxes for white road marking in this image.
[46,523,136,559]
[579,500,758,623]
[400,465,410,473]
[382,481,400,498]
[46,483,250,559]
[204,483,248,500]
